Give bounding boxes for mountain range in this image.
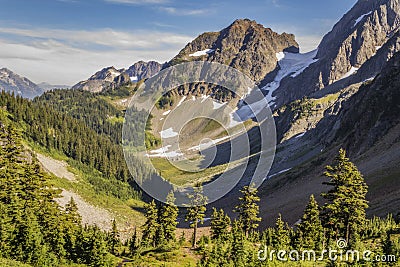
[1,0,399,224]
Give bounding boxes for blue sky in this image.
[0,0,357,85]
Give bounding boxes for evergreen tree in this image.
[297,195,324,250]
[141,200,159,247]
[129,227,138,255]
[210,208,231,241]
[157,191,179,245]
[108,219,120,255]
[230,220,247,267]
[273,214,290,249]
[321,149,368,244]
[185,186,207,248]
[234,184,261,236]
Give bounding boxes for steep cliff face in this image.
[0,68,43,99]
[332,51,400,155]
[169,19,299,83]
[273,0,400,107]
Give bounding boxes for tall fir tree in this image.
[273,214,290,249]
[234,184,261,236]
[185,186,207,248]
[321,149,368,244]
[297,195,324,250]
[141,200,159,247]
[210,207,231,241]
[157,191,179,245]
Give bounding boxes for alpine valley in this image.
[1,0,400,266]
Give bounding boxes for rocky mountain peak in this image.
[272,0,400,108]
[72,61,163,93]
[0,68,43,99]
[169,18,299,82]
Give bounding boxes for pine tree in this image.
[321,149,368,244]
[157,191,179,245]
[141,200,159,247]
[108,219,120,255]
[297,195,324,250]
[230,220,247,267]
[273,214,290,249]
[185,186,207,248]
[129,227,138,255]
[234,184,261,236]
[210,207,231,241]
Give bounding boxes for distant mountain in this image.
[168,19,299,83]
[0,68,43,99]
[72,61,164,93]
[38,82,71,91]
[124,61,164,81]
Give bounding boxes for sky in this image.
[0,0,357,85]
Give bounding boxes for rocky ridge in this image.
[0,68,44,99]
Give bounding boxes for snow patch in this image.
[162,110,171,116]
[353,11,372,27]
[200,94,210,103]
[130,76,138,82]
[189,49,214,57]
[276,52,285,61]
[264,168,292,180]
[340,67,359,80]
[212,100,227,110]
[295,132,306,139]
[176,96,187,107]
[188,136,231,151]
[147,145,183,158]
[231,50,318,122]
[160,128,178,138]
[192,96,196,101]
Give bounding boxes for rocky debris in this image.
[36,152,76,182]
[55,190,113,231]
[0,68,43,98]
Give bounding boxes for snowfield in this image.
[340,67,359,80]
[189,49,214,57]
[353,11,372,27]
[160,127,179,138]
[147,145,183,158]
[162,110,171,116]
[230,49,318,123]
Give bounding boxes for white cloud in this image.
[159,7,209,16]
[105,0,168,4]
[296,35,322,53]
[0,27,193,85]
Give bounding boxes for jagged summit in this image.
[72,61,163,93]
[169,18,299,82]
[272,0,400,107]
